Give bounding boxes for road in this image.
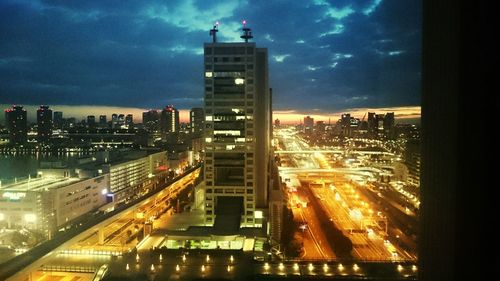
[275,127,417,261]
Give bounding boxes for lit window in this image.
[205,116,213,121]
[234,78,245,85]
[205,72,213,78]
[205,137,212,143]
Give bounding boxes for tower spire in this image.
[209,21,219,43]
[240,20,253,42]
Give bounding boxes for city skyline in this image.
[0,0,421,115]
[0,103,421,125]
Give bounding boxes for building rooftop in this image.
[0,177,83,192]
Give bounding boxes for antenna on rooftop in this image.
[209,21,219,43]
[240,20,253,42]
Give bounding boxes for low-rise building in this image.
[0,174,108,238]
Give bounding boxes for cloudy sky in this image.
[0,0,421,123]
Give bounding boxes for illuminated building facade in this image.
[0,175,109,238]
[203,27,271,228]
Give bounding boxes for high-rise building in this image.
[118,114,125,127]
[143,110,160,132]
[160,105,179,133]
[125,114,133,126]
[37,105,52,143]
[53,111,63,129]
[203,24,271,228]
[384,112,395,138]
[111,113,118,126]
[99,115,107,127]
[190,107,204,134]
[4,105,28,145]
[367,112,395,138]
[87,115,96,128]
[340,113,351,136]
[304,116,314,134]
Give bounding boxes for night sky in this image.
[0,0,421,122]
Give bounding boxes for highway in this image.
[275,127,417,262]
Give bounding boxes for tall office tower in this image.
[160,105,179,133]
[203,23,271,228]
[340,113,351,136]
[5,105,28,145]
[37,105,52,143]
[111,113,118,128]
[53,111,63,129]
[142,110,160,131]
[118,114,125,126]
[303,116,314,134]
[383,112,395,138]
[99,115,107,127]
[87,115,96,128]
[125,114,133,126]
[190,107,204,134]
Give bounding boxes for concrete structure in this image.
[37,105,53,143]
[99,115,107,127]
[142,110,160,132]
[0,174,108,238]
[53,111,63,129]
[160,105,179,134]
[203,27,271,228]
[303,116,314,134]
[86,115,96,128]
[190,107,204,135]
[4,105,27,145]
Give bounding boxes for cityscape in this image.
[0,1,425,281]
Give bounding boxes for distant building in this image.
[142,110,160,132]
[160,105,179,133]
[111,113,118,128]
[304,116,314,134]
[4,105,27,145]
[340,113,351,136]
[37,105,53,143]
[368,112,395,138]
[190,107,204,134]
[53,111,63,129]
[125,114,133,126]
[86,115,96,128]
[383,112,395,138]
[99,115,107,127]
[118,114,125,127]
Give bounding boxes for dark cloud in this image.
[0,0,421,113]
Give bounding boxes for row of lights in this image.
[60,249,122,256]
[135,254,234,264]
[263,262,417,274]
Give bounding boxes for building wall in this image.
[0,175,109,237]
[53,175,109,228]
[203,42,270,228]
[107,157,148,203]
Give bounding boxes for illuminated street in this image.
[275,127,418,261]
